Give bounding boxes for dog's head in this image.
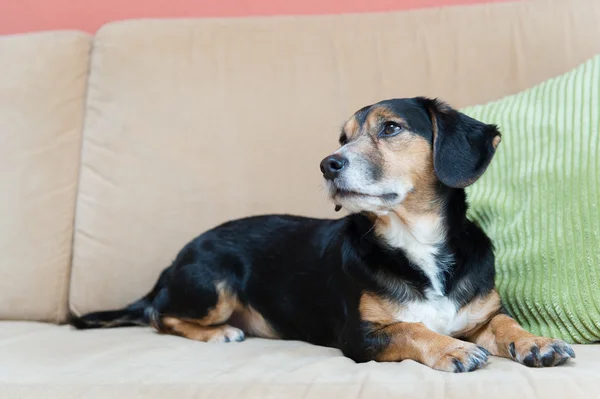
[320,97,501,215]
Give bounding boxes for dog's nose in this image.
[320,154,348,180]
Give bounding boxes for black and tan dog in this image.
[71,97,575,372]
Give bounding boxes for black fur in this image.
[71,98,498,363]
[416,97,501,188]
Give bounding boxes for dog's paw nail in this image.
[541,351,555,367]
[452,358,466,373]
[478,346,491,356]
[512,338,574,367]
[509,342,516,359]
[522,345,541,367]
[435,344,489,373]
[233,331,245,342]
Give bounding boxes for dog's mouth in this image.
[331,188,398,211]
[334,189,397,201]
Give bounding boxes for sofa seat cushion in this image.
[0,322,598,398]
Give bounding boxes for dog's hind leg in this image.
[158,317,245,343]
[150,263,245,343]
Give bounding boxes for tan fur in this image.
[358,291,505,371]
[162,317,242,342]
[467,314,549,357]
[453,289,502,337]
[365,107,407,131]
[492,135,502,149]
[154,281,278,342]
[197,281,238,325]
[464,304,574,366]
[345,106,448,295]
[384,135,438,209]
[343,105,442,219]
[360,289,503,338]
[374,322,487,372]
[230,306,280,339]
[359,292,479,370]
[335,102,573,370]
[466,314,525,356]
[359,292,402,325]
[343,116,360,140]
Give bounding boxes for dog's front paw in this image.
[508,337,575,367]
[208,326,246,343]
[432,343,490,373]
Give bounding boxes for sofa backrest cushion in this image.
[0,31,91,322]
[70,0,600,314]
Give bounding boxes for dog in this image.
[71,97,575,372]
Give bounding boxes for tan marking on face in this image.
[338,104,445,234]
[342,116,360,141]
[365,106,407,132]
[352,106,438,206]
[344,106,409,141]
[365,107,440,216]
[229,306,280,339]
[373,135,441,244]
[345,107,443,250]
[383,135,438,214]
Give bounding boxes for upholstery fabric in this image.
[70,0,600,314]
[465,55,600,343]
[0,31,91,322]
[0,322,598,398]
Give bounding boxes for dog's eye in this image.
[381,122,403,137]
[339,133,348,146]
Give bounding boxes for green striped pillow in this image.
[463,56,600,344]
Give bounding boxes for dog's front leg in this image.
[465,313,575,367]
[363,322,490,372]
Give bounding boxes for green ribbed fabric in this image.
[462,55,600,344]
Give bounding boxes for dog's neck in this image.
[372,186,466,297]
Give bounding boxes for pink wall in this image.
[0,0,515,36]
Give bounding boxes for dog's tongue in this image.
[335,205,342,212]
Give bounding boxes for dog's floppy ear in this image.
[418,97,501,188]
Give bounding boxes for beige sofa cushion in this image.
[0,32,91,322]
[70,0,600,313]
[0,322,598,398]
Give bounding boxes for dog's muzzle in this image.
[320,154,348,212]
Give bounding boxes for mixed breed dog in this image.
[71,97,575,372]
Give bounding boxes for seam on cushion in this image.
[57,35,96,324]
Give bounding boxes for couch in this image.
[1,0,599,397]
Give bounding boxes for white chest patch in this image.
[394,297,468,336]
[378,213,451,296]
